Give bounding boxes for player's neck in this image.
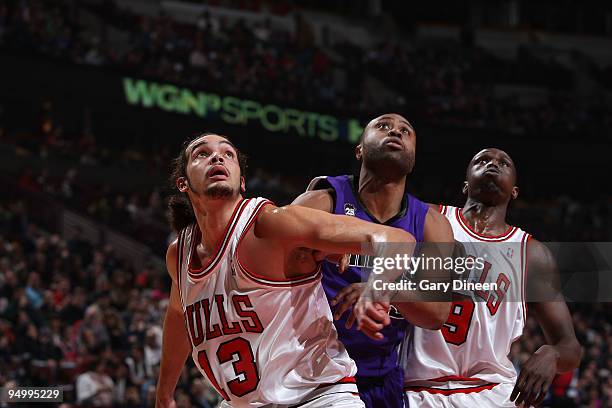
[461,198,510,235]
[192,195,243,252]
[357,170,406,222]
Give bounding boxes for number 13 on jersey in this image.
[198,337,259,401]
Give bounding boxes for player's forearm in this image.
[393,301,450,330]
[313,220,416,257]
[156,305,191,406]
[259,205,416,255]
[539,340,582,373]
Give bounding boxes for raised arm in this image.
[510,238,581,407]
[156,241,192,408]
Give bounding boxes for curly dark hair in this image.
[167,132,248,233]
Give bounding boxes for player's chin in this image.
[204,183,235,199]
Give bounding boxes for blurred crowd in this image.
[1,0,612,137]
[353,40,612,138]
[0,197,221,407]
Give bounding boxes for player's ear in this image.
[240,176,246,193]
[355,144,362,160]
[511,186,519,200]
[176,176,189,193]
[462,181,468,195]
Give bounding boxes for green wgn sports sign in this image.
[123,78,364,143]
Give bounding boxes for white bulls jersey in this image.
[176,197,358,407]
[402,205,530,399]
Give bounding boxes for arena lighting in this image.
[123,77,364,143]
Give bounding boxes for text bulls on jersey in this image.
[185,294,264,346]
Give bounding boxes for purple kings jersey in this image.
[307,175,429,378]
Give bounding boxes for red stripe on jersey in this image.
[404,382,498,395]
[429,375,483,382]
[176,229,185,308]
[316,376,357,389]
[188,198,251,279]
[521,232,531,324]
[456,208,517,242]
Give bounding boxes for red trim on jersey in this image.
[438,204,445,215]
[456,208,517,242]
[404,382,498,395]
[235,200,322,287]
[429,375,483,382]
[521,233,531,324]
[316,376,357,389]
[239,267,321,287]
[335,376,357,384]
[187,198,251,279]
[176,229,185,308]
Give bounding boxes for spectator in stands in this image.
[76,359,115,407]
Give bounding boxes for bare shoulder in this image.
[166,238,179,283]
[424,206,453,242]
[291,189,334,212]
[527,237,556,272]
[254,203,309,235]
[427,203,441,211]
[252,203,284,238]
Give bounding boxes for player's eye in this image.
[196,151,209,158]
[500,161,509,167]
[479,159,487,164]
[377,122,390,130]
[400,128,409,134]
[225,151,234,158]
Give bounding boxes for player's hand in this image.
[330,283,365,328]
[510,345,559,407]
[353,298,391,341]
[322,253,350,273]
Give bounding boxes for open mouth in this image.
[207,165,229,179]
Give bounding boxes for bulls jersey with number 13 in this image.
[177,198,357,407]
[402,205,531,392]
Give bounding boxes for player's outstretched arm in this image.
[255,204,416,337]
[156,241,191,408]
[255,204,416,257]
[510,238,581,407]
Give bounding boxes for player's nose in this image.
[210,151,224,164]
[388,127,401,138]
[487,159,500,169]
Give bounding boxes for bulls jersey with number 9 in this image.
[176,197,357,407]
[402,205,531,392]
